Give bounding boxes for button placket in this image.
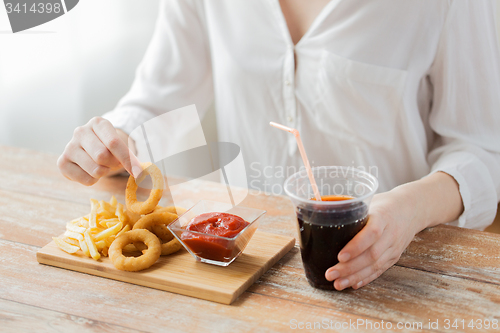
[283,44,297,155]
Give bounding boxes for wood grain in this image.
[398,225,500,285]
[2,145,500,332]
[37,231,295,305]
[0,146,121,204]
[0,189,88,247]
[1,240,426,333]
[0,298,143,333]
[250,247,500,333]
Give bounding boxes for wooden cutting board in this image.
[37,231,295,305]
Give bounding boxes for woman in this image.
[57,0,500,290]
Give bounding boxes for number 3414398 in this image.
[5,2,62,14]
[443,319,499,330]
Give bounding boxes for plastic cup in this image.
[284,166,378,289]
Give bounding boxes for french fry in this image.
[66,223,86,234]
[89,227,104,234]
[84,230,101,261]
[109,196,117,209]
[99,200,115,215]
[96,209,115,220]
[77,217,89,228]
[99,218,119,228]
[53,237,80,254]
[64,230,83,241]
[94,222,123,241]
[104,235,116,247]
[62,237,80,247]
[55,197,141,262]
[116,224,131,238]
[115,203,129,225]
[89,199,99,228]
[95,240,106,251]
[79,238,90,257]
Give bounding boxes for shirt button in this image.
[285,80,291,86]
[287,116,294,122]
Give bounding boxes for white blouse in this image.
[104,0,500,230]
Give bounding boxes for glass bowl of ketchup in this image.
[168,200,266,266]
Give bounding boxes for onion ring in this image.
[133,212,182,256]
[126,162,164,215]
[109,229,161,271]
[125,210,141,227]
[153,205,187,216]
[134,211,176,241]
[152,206,186,240]
[152,209,181,241]
[160,237,182,256]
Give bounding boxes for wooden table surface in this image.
[1,145,500,333]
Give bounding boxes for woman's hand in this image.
[325,172,464,290]
[57,117,140,186]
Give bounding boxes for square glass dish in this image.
[168,200,266,266]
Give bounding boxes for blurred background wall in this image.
[0,0,499,155]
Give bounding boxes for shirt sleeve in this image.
[102,0,213,153]
[426,0,500,230]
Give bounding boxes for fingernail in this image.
[132,166,142,179]
[355,281,363,289]
[338,278,349,290]
[338,252,350,262]
[326,270,340,281]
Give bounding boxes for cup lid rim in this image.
[283,166,379,206]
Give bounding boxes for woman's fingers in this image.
[334,249,398,290]
[70,147,111,179]
[76,127,116,169]
[354,272,381,289]
[57,156,98,186]
[337,215,386,263]
[325,230,392,282]
[58,116,139,185]
[91,117,138,176]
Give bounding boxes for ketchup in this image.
[181,212,250,262]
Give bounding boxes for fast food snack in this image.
[126,162,164,215]
[133,211,182,256]
[52,162,186,271]
[109,229,162,272]
[53,190,185,271]
[53,196,127,260]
